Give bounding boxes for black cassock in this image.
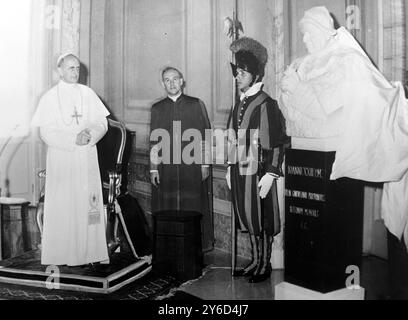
[150,94,213,250]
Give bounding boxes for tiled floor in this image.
[178,249,390,300]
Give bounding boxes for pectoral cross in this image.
[71,107,82,125]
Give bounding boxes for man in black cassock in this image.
[149,67,213,251]
[227,38,289,283]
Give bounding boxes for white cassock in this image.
[32,80,110,266]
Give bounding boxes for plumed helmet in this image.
[230,37,268,80]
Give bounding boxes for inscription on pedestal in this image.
[287,165,325,178]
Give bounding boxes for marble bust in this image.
[279,6,352,150]
[278,6,408,182]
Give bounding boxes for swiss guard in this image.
[226,37,290,283]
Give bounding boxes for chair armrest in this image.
[107,170,122,205]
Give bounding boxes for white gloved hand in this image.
[258,174,276,199]
[150,171,160,187]
[226,166,231,190]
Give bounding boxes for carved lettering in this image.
[289,205,320,218]
[287,166,325,179]
[286,189,326,202]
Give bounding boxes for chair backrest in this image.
[97,118,131,201]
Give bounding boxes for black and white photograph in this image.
[0,0,407,313]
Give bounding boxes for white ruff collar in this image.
[240,82,263,101]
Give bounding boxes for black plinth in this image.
[284,149,364,293]
[152,211,203,282]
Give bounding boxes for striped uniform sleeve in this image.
[259,98,290,176]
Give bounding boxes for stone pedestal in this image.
[284,149,364,293]
[0,197,31,260]
[152,210,203,282]
[275,282,365,300]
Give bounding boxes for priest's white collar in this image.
[240,82,263,101]
[168,92,182,102]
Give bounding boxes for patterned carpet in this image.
[0,272,177,300]
[0,251,207,300]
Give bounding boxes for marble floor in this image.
[177,249,390,300]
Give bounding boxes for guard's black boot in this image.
[248,232,273,283]
[233,235,259,277]
[233,265,257,277]
[248,266,272,283]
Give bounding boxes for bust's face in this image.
[301,23,329,54]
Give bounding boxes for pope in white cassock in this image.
[31,53,110,266]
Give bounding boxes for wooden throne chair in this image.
[36,118,140,260]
